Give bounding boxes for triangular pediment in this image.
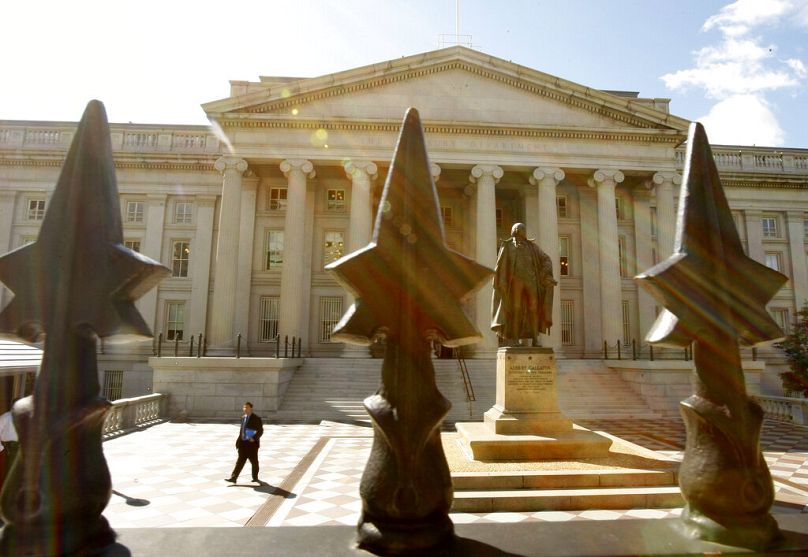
[203,47,690,134]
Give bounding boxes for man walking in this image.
[225,402,263,484]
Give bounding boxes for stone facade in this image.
[1,47,806,397]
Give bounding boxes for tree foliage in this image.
[776,304,808,397]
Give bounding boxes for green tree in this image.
[776,304,808,397]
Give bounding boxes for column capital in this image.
[280,158,315,179]
[652,171,682,186]
[530,167,565,186]
[588,169,624,188]
[343,160,378,180]
[214,155,248,174]
[470,164,503,184]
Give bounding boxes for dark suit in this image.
[230,412,263,481]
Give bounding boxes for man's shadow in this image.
[228,480,295,499]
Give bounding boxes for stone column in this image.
[209,156,248,347]
[652,171,681,260]
[471,164,503,353]
[744,210,764,263]
[343,160,378,357]
[234,174,259,349]
[786,210,808,309]
[138,193,167,333]
[579,188,602,355]
[0,191,16,309]
[633,187,657,343]
[530,167,564,349]
[589,169,624,347]
[189,196,216,338]
[279,159,315,345]
[345,160,378,253]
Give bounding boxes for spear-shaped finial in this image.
[637,122,785,549]
[327,108,492,554]
[0,100,169,555]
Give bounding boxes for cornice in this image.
[0,154,219,172]
[218,117,684,145]
[238,60,682,131]
[723,179,808,190]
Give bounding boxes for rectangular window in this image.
[126,201,144,223]
[103,370,123,401]
[258,296,280,342]
[764,252,782,272]
[560,300,574,345]
[621,300,631,345]
[556,196,568,218]
[324,230,344,264]
[618,235,628,278]
[268,187,287,211]
[327,189,346,212]
[18,236,36,248]
[770,308,790,335]
[319,296,343,343]
[441,206,454,227]
[124,240,141,253]
[761,216,779,238]
[265,230,284,270]
[615,196,623,220]
[174,201,193,224]
[27,199,45,221]
[559,236,570,277]
[165,302,185,341]
[172,241,190,277]
[650,207,658,238]
[495,208,503,230]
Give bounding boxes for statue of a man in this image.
[491,223,556,346]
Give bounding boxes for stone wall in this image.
[150,357,302,418]
[609,360,764,417]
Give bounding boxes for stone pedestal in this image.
[456,347,611,460]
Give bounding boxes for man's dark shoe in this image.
[225,477,237,483]
[252,478,260,483]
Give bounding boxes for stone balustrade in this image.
[752,394,808,425]
[102,393,169,438]
[0,122,219,154]
[675,146,808,175]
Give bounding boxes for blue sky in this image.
[2,0,807,147]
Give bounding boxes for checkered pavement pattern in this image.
[100,417,808,529]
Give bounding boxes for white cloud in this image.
[703,0,792,36]
[661,0,807,145]
[698,95,785,146]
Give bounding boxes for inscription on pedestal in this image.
[495,347,561,413]
[507,363,554,394]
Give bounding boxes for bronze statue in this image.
[491,222,556,346]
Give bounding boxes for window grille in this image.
[650,207,658,237]
[258,296,280,342]
[27,199,45,221]
[770,308,790,335]
[762,216,779,238]
[324,230,344,264]
[126,201,144,222]
[556,196,568,218]
[618,235,628,278]
[621,300,631,345]
[266,230,284,270]
[268,187,287,210]
[172,241,190,277]
[124,240,141,253]
[319,296,343,343]
[495,208,503,230]
[441,206,454,227]
[561,300,574,345]
[165,302,185,341]
[174,201,193,224]
[103,370,123,401]
[559,236,570,276]
[327,189,346,211]
[764,252,782,272]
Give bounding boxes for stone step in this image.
[452,469,677,490]
[451,486,683,513]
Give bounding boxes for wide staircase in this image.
[267,357,660,423]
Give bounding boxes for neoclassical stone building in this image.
[1,47,807,397]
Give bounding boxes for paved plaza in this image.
[102,417,808,530]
